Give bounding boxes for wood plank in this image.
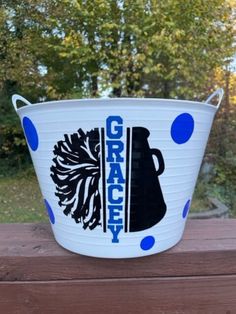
[1,219,235,244]
[0,220,236,281]
[0,275,236,314]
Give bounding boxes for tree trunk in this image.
[112,74,122,97]
[91,75,98,97]
[219,69,230,157]
[163,80,170,98]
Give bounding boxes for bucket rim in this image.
[15,97,218,115]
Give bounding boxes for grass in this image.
[190,178,211,213]
[0,170,47,223]
[0,168,211,223]
[190,195,210,213]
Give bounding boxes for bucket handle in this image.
[205,88,224,110]
[12,94,32,113]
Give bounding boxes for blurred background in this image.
[0,0,235,222]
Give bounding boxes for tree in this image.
[1,0,235,102]
[43,0,235,98]
[138,0,235,99]
[0,0,51,113]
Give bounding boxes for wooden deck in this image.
[0,219,236,313]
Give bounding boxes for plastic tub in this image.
[12,89,224,258]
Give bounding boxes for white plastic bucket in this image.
[12,89,224,258]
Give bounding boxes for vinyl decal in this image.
[22,117,39,151]
[129,127,166,232]
[44,199,55,224]
[51,129,101,230]
[51,116,167,243]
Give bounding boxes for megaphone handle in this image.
[151,148,165,176]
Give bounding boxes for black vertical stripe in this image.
[124,127,130,233]
[101,128,107,232]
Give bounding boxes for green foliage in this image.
[0,84,27,174]
[214,155,236,186]
[0,1,47,101]
[0,0,235,99]
[0,115,29,175]
[46,0,235,98]
[191,177,210,213]
[212,154,236,216]
[200,125,236,217]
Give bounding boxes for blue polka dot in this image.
[182,199,191,218]
[171,113,194,144]
[140,236,155,251]
[44,200,55,224]
[22,117,39,151]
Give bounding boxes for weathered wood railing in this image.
[0,219,236,313]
